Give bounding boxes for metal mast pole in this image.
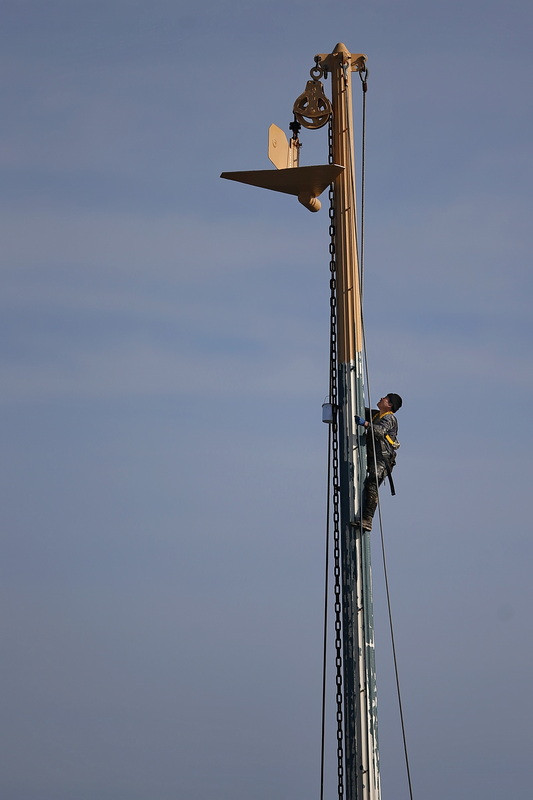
[318,43,380,800]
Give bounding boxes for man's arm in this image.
[355,413,395,440]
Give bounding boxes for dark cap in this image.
[386,393,403,413]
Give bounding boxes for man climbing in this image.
[354,392,403,531]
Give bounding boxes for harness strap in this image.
[385,461,396,496]
[372,412,400,450]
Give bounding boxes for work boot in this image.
[361,518,372,531]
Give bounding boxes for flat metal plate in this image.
[220,164,344,198]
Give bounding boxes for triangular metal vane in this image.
[220,164,344,211]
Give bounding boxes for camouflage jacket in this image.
[364,409,400,466]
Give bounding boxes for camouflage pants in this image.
[362,459,390,521]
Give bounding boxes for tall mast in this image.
[220,43,380,800]
[318,43,380,800]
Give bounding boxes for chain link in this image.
[328,119,345,800]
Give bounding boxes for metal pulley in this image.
[293,66,332,130]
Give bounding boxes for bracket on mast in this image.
[317,48,367,74]
[268,124,300,170]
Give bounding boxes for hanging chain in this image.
[328,119,345,800]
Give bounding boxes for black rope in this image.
[357,68,415,800]
[359,65,368,295]
[377,508,414,800]
[319,424,332,800]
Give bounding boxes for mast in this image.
[220,43,380,800]
[318,44,380,800]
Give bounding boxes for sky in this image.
[1,1,532,799]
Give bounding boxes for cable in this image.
[357,73,415,800]
[320,424,332,800]
[359,65,368,296]
[376,503,415,800]
[320,54,414,800]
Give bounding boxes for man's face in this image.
[377,395,392,412]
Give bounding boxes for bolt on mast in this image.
[221,43,380,800]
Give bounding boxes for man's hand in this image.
[355,415,367,427]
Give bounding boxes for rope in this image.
[359,66,367,294]
[320,56,414,800]
[319,425,332,800]
[357,70,415,800]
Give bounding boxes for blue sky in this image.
[1,2,532,799]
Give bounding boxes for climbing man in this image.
[354,392,403,531]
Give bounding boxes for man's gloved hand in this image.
[355,415,367,427]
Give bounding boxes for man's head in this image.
[385,393,402,413]
[377,393,403,413]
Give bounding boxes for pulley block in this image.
[293,75,332,130]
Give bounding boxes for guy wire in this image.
[358,67,415,800]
